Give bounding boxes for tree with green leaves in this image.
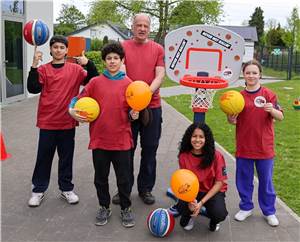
[54,4,86,36]
[88,0,222,44]
[265,24,286,47]
[87,1,125,25]
[249,7,264,46]
[286,7,300,50]
[169,1,222,29]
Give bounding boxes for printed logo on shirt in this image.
[222,166,227,176]
[254,96,266,108]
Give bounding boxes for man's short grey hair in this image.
[132,13,151,24]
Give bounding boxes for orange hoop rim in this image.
[180,75,228,89]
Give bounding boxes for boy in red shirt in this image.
[69,41,138,228]
[27,35,98,207]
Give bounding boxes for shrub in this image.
[85,51,105,73]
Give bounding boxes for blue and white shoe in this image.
[167,204,180,217]
[166,187,178,201]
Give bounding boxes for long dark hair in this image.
[178,123,215,169]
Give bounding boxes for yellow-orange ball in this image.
[74,97,100,122]
[219,90,245,115]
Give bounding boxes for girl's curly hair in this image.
[178,123,215,169]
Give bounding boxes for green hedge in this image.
[85,51,105,74]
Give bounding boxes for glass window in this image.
[2,0,24,15]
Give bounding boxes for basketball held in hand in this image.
[125,81,152,111]
[219,90,245,115]
[74,97,100,122]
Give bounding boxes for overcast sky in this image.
[53,0,299,28]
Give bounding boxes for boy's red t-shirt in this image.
[78,75,133,150]
[37,62,87,129]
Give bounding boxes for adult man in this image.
[113,13,165,205]
[27,35,98,207]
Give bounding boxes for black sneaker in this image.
[209,220,220,232]
[139,192,155,205]
[121,207,135,228]
[112,193,120,205]
[95,206,112,226]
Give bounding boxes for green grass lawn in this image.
[263,67,300,80]
[161,76,179,88]
[163,79,300,216]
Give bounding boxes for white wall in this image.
[25,1,53,74]
[243,41,255,62]
[72,25,125,41]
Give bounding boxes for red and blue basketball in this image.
[23,19,49,46]
[147,208,175,237]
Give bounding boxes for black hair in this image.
[178,123,215,169]
[50,35,68,47]
[101,41,125,60]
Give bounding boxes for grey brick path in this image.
[1,91,299,241]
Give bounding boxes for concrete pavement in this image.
[1,92,300,241]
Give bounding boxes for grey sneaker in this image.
[121,207,135,228]
[95,206,112,226]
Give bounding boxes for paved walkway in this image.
[1,88,300,241]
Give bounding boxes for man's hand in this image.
[129,110,139,120]
[32,46,43,68]
[74,50,88,66]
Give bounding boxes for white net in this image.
[191,88,217,112]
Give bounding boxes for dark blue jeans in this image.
[32,129,75,193]
[130,107,162,193]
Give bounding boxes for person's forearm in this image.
[149,66,165,93]
[83,60,99,85]
[200,181,223,205]
[270,108,284,121]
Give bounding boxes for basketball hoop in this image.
[180,75,228,113]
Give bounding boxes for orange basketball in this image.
[170,169,199,202]
[125,81,152,111]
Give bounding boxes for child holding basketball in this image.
[227,59,284,227]
[172,123,228,232]
[69,41,138,228]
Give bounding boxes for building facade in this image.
[1,0,53,104]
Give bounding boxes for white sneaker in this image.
[234,210,252,221]
[265,214,279,227]
[28,192,44,207]
[183,218,194,231]
[61,191,79,204]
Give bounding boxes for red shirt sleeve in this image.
[214,151,228,182]
[178,153,187,169]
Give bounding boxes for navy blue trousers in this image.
[129,107,162,193]
[31,129,75,193]
[92,149,132,210]
[236,157,276,216]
